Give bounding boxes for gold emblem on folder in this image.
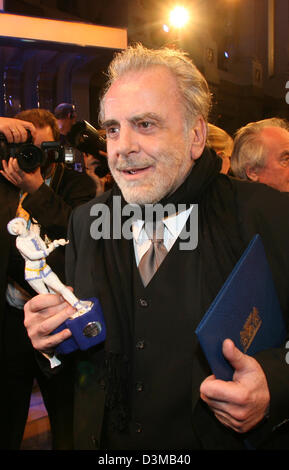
[240,307,262,353]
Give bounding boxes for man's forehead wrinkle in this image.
[105,67,180,103]
[102,113,165,131]
[102,67,185,133]
[130,112,165,123]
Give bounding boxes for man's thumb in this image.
[222,338,248,372]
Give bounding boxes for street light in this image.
[168,6,189,29]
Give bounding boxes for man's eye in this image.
[138,121,153,129]
[280,157,289,167]
[106,127,119,138]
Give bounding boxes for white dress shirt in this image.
[132,206,194,266]
[48,205,194,368]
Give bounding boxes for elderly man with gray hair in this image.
[24,45,289,451]
[231,118,289,192]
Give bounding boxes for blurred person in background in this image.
[230,118,289,192]
[54,103,77,145]
[54,103,84,172]
[84,151,114,195]
[83,130,114,195]
[0,110,95,450]
[207,123,233,174]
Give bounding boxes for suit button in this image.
[136,381,144,392]
[136,340,145,350]
[139,298,148,307]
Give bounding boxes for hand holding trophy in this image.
[8,217,106,354]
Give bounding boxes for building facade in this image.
[128,0,289,135]
[0,0,288,135]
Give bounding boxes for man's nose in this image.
[116,126,139,156]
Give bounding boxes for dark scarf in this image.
[94,147,247,431]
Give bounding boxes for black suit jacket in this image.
[65,176,289,450]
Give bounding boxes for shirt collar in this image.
[132,205,193,243]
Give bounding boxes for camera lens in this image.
[16,144,43,172]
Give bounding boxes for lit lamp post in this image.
[163,5,190,46]
[169,6,190,29]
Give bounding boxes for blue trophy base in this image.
[53,297,106,354]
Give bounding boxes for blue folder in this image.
[195,234,287,381]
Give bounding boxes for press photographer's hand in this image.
[0,157,44,193]
[0,117,36,143]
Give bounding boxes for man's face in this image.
[70,113,77,126]
[33,125,55,175]
[102,66,205,204]
[249,127,289,192]
[33,125,54,147]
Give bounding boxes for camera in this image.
[67,120,109,178]
[0,131,66,173]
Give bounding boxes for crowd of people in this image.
[1,43,289,451]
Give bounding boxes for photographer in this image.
[83,150,113,196]
[54,103,84,172]
[68,121,114,195]
[54,103,77,145]
[0,109,96,450]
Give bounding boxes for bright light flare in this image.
[169,6,189,29]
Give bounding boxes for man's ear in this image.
[190,116,207,161]
[246,166,260,182]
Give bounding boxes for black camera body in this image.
[0,131,65,173]
[67,120,109,178]
[0,120,109,176]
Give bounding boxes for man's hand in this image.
[0,117,42,192]
[24,293,75,355]
[0,117,36,143]
[83,152,107,193]
[200,339,270,433]
[0,157,44,193]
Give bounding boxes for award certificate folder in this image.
[195,234,286,381]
